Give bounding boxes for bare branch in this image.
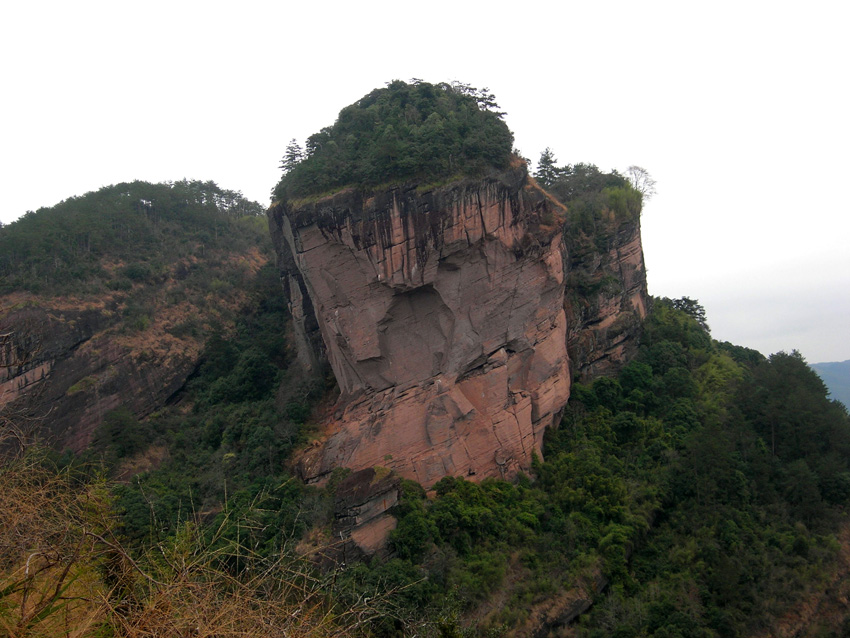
[626,165,657,200]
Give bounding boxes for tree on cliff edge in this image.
[534,148,560,188]
[626,165,657,200]
[280,139,304,174]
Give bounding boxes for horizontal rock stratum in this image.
[269,163,647,487]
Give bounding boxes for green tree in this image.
[534,147,560,188]
[671,297,710,333]
[279,138,304,174]
[272,80,513,200]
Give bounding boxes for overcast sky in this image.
[2,1,848,362]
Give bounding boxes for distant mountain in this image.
[811,360,850,408]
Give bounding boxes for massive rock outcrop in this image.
[271,165,581,486]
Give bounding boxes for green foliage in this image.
[541,161,644,269]
[534,147,560,188]
[572,305,850,636]
[104,263,315,549]
[91,406,151,462]
[603,184,642,221]
[669,296,710,333]
[272,80,514,201]
[0,179,265,295]
[20,167,843,637]
[548,162,630,203]
[377,296,850,636]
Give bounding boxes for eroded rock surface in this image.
[0,300,200,451]
[270,169,569,485]
[565,217,649,380]
[331,468,401,562]
[0,247,267,452]
[270,167,571,486]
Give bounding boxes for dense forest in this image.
[0,179,265,295]
[5,287,848,636]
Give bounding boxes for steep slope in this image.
[268,81,650,488]
[550,163,649,380]
[270,172,650,488]
[565,210,648,379]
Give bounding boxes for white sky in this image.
[2,1,848,362]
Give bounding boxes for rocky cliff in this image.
[565,213,648,380]
[0,248,267,452]
[270,164,648,487]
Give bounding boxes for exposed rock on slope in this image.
[271,165,577,486]
[1,300,186,451]
[565,214,648,380]
[331,468,401,562]
[0,248,267,452]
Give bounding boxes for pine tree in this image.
[534,148,560,188]
[280,139,304,174]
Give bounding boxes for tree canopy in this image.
[0,180,265,294]
[272,80,514,201]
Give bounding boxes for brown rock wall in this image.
[0,302,199,451]
[271,168,571,486]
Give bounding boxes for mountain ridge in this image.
[811,359,850,408]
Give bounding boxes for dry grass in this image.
[0,449,400,638]
[0,451,112,637]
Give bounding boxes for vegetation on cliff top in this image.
[534,149,643,228]
[3,82,850,636]
[272,80,514,201]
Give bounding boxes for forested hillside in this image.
[0,180,272,453]
[3,81,850,637]
[0,180,264,295]
[355,299,850,637]
[4,292,848,636]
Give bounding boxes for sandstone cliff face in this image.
[332,468,401,562]
[270,165,649,488]
[270,167,571,486]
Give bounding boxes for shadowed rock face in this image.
[565,218,649,380]
[0,302,198,451]
[0,247,268,452]
[331,468,401,562]
[270,167,572,486]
